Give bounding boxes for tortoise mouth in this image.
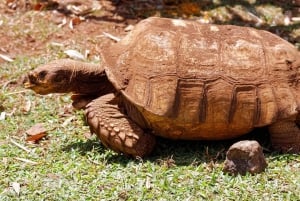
[23,72,51,94]
[23,79,36,89]
[24,72,40,89]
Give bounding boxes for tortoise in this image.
[24,17,300,157]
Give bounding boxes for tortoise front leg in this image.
[71,94,97,109]
[84,93,156,157]
[268,119,300,153]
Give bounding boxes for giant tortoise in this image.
[25,17,300,157]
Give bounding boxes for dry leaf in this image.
[69,19,74,29]
[292,17,300,22]
[62,116,75,127]
[0,112,5,121]
[102,32,121,42]
[22,100,31,113]
[50,42,64,47]
[145,174,152,189]
[83,132,93,139]
[0,54,14,62]
[64,49,85,60]
[25,123,48,143]
[84,49,90,59]
[26,123,47,136]
[11,182,20,195]
[124,24,134,32]
[26,133,47,143]
[71,17,81,26]
[58,17,67,28]
[179,2,200,15]
[3,157,8,166]
[33,3,43,11]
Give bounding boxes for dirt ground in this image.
[0,0,299,64]
[0,0,133,60]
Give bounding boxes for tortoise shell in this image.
[101,17,300,140]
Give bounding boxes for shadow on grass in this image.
[61,127,272,166]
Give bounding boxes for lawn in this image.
[0,0,299,200]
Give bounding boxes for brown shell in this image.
[101,17,300,140]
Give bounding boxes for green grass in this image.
[1,56,300,201]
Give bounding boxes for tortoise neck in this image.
[58,59,115,95]
[70,70,115,95]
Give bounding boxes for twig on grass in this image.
[14,157,38,165]
[5,90,30,96]
[10,139,31,153]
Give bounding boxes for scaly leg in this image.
[84,93,156,157]
[268,119,300,153]
[71,94,99,109]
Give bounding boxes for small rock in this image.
[223,140,267,175]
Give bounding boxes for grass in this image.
[1,1,300,200]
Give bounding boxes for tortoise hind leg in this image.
[84,93,156,157]
[268,120,300,153]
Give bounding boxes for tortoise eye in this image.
[38,71,47,79]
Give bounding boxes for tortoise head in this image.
[24,59,115,96]
[24,60,74,95]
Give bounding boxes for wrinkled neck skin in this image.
[65,61,115,96]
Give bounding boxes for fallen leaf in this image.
[33,3,43,11]
[22,100,31,113]
[145,174,152,189]
[64,49,85,60]
[3,157,8,167]
[11,182,20,195]
[84,49,90,59]
[71,17,81,26]
[26,123,47,136]
[26,133,47,143]
[25,123,48,143]
[69,19,74,29]
[292,17,300,22]
[179,2,201,15]
[0,112,5,121]
[0,54,14,62]
[83,132,93,139]
[124,24,134,32]
[58,17,67,28]
[62,116,75,127]
[50,42,64,47]
[102,32,121,42]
